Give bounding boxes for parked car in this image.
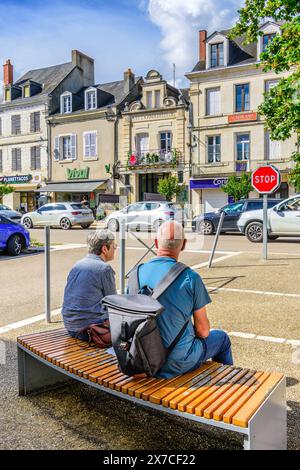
[21,203,94,230]
[0,215,30,256]
[238,194,300,242]
[0,204,22,222]
[104,201,186,232]
[192,198,281,235]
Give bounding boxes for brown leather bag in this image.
[77,320,112,349]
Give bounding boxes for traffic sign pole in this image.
[263,194,268,260]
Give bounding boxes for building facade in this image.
[0,50,94,211]
[186,22,297,214]
[118,70,190,203]
[46,69,142,210]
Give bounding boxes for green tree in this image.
[157,176,183,202]
[0,184,14,199]
[229,1,300,192]
[221,174,253,201]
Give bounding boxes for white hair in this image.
[157,221,185,250]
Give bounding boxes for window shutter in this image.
[30,113,35,132]
[17,148,21,170]
[84,133,90,157]
[36,146,41,169]
[90,132,96,157]
[71,134,77,160]
[54,137,60,161]
[12,149,16,171]
[31,147,35,170]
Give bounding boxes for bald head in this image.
[156,221,186,252]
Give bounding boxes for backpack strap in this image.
[151,262,188,300]
[127,264,143,295]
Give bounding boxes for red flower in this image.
[129,154,137,165]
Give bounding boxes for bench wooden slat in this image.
[82,358,118,379]
[17,329,67,342]
[127,378,160,397]
[71,356,114,376]
[231,372,284,427]
[169,365,230,412]
[222,372,271,424]
[194,368,250,417]
[202,370,259,419]
[58,349,101,368]
[103,372,124,387]
[115,376,152,393]
[19,333,70,348]
[63,350,106,370]
[159,363,220,407]
[88,362,120,383]
[108,374,131,390]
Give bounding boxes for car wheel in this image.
[199,220,214,235]
[7,234,23,256]
[81,223,92,229]
[245,222,263,243]
[153,219,163,232]
[107,219,119,232]
[23,217,33,229]
[60,217,72,230]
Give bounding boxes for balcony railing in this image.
[126,149,183,168]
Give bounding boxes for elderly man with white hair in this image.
[62,229,117,340]
[136,220,233,378]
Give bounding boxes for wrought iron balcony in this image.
[126,149,184,168]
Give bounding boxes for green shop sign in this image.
[67,167,90,180]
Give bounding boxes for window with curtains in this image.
[236,134,250,160]
[54,135,77,161]
[207,135,221,163]
[12,148,21,171]
[11,115,21,135]
[265,130,281,160]
[30,112,40,132]
[235,84,250,112]
[160,132,172,152]
[30,146,41,170]
[0,150,2,172]
[206,87,221,115]
[83,131,97,158]
[85,90,97,110]
[210,43,224,68]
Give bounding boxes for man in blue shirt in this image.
[62,229,117,339]
[138,221,233,378]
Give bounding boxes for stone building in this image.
[0,50,94,211]
[186,22,297,214]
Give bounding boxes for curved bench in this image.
[17,328,286,450]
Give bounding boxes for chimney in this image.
[71,50,94,87]
[124,68,135,92]
[199,30,207,62]
[3,59,13,86]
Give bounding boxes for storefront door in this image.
[138,173,169,201]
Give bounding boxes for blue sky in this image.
[0,0,243,87]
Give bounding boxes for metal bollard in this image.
[44,226,51,323]
[119,218,126,294]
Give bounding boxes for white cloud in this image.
[147,0,243,78]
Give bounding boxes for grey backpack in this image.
[101,262,189,377]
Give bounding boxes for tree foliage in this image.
[221,174,253,201]
[0,184,14,198]
[157,176,183,202]
[229,0,300,192]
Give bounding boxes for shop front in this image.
[0,174,42,212]
[190,178,232,214]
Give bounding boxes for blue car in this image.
[0,215,30,256]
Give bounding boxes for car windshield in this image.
[168,203,183,211]
[70,204,86,210]
[0,204,11,210]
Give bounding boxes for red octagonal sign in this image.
[251,165,281,194]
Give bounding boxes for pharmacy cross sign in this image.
[251,165,281,194]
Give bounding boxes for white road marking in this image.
[0,309,62,335]
[228,331,300,346]
[191,252,242,270]
[207,286,300,299]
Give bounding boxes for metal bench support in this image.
[18,347,72,396]
[244,376,287,450]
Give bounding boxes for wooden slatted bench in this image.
[17,328,287,450]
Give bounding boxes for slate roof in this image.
[15,62,75,94]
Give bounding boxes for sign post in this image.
[251,165,281,260]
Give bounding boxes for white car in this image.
[0,204,22,222]
[104,201,186,232]
[21,203,94,230]
[237,194,300,242]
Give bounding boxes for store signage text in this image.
[0,174,32,184]
[228,112,257,124]
[67,167,90,180]
[190,178,229,189]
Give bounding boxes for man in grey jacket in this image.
[62,229,117,340]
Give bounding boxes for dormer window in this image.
[262,33,276,51]
[61,92,72,114]
[23,85,30,98]
[5,88,11,102]
[85,88,97,110]
[210,43,224,68]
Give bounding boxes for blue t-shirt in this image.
[138,257,211,378]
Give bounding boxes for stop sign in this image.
[251,165,281,194]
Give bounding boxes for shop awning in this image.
[36,180,107,193]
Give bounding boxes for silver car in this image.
[0,204,22,222]
[237,194,300,242]
[104,201,186,232]
[21,203,94,230]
